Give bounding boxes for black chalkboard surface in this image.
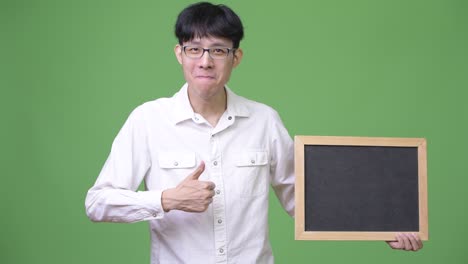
[295,136,428,240]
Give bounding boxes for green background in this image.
[1,0,467,263]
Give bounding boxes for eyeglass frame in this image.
[182,46,237,60]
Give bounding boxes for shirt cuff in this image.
[137,190,165,220]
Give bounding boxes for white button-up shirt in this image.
[85,84,295,264]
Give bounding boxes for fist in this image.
[162,161,216,212]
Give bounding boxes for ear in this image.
[174,44,183,64]
[232,48,243,68]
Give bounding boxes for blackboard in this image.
[295,136,428,240]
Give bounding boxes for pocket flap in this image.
[158,151,196,169]
[236,150,269,167]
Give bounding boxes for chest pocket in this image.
[235,150,269,197]
[158,151,197,183]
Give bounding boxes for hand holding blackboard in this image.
[386,233,423,251]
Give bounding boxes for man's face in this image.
[175,36,243,101]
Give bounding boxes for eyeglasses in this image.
[182,46,236,60]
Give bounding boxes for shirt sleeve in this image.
[85,106,165,223]
[268,110,295,217]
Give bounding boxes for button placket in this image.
[209,132,227,262]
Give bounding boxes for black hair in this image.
[175,2,244,48]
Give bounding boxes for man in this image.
[85,2,422,263]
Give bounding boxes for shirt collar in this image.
[172,83,250,125]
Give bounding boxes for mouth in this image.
[196,75,215,79]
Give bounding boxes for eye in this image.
[212,48,228,55]
[186,47,201,54]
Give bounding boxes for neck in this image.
[188,87,227,127]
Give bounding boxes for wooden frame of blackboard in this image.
[295,136,428,241]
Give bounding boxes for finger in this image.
[186,161,205,180]
[386,241,397,249]
[397,233,405,249]
[204,189,215,198]
[406,234,419,251]
[200,198,213,211]
[205,181,216,190]
[401,233,412,251]
[202,189,215,199]
[386,234,400,249]
[196,181,216,190]
[417,235,423,250]
[411,233,423,250]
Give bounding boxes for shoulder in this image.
[233,93,291,140]
[129,97,173,120]
[236,95,283,124]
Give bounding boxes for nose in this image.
[198,49,214,68]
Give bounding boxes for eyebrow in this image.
[187,40,231,47]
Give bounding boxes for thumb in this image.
[185,161,205,180]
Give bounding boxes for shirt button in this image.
[218,219,223,224]
[152,213,157,217]
[213,161,218,166]
[216,190,221,195]
[194,117,199,121]
[219,248,224,253]
[250,159,255,164]
[228,116,232,120]
[174,161,178,166]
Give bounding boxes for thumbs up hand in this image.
[161,161,216,212]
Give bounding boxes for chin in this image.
[191,84,224,99]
